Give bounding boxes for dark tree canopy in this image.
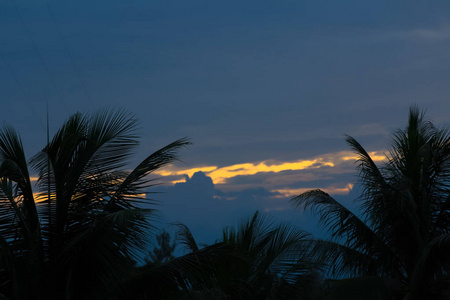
[146,230,176,264]
[292,106,450,299]
[0,109,189,299]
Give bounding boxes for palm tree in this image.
[0,109,189,299]
[166,212,314,299]
[291,106,450,299]
[145,230,176,264]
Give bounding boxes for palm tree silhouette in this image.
[0,109,189,299]
[166,212,314,299]
[291,106,450,299]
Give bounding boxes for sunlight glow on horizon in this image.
[155,158,335,185]
[156,166,218,178]
[207,160,333,184]
[272,183,354,198]
[342,152,386,161]
[155,150,386,186]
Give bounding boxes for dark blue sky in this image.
[2,0,450,246]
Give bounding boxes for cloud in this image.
[156,166,218,178]
[207,159,333,184]
[156,159,333,184]
[146,150,385,239]
[389,25,450,41]
[341,152,386,161]
[148,171,335,245]
[348,123,389,138]
[409,27,450,41]
[272,183,354,198]
[149,172,266,244]
[154,150,386,191]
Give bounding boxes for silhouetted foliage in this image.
[146,230,176,264]
[292,106,450,300]
[170,212,317,299]
[3,106,449,300]
[0,109,189,299]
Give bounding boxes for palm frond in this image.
[263,222,312,283]
[175,223,200,253]
[0,126,37,232]
[0,109,190,299]
[292,106,450,298]
[56,207,153,298]
[109,138,191,209]
[0,236,22,299]
[291,188,400,278]
[403,234,450,299]
[306,239,387,278]
[291,190,378,244]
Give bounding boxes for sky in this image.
[2,0,450,248]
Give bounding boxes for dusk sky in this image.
[2,0,450,246]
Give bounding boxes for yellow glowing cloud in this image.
[155,148,385,186]
[156,158,335,185]
[272,183,354,198]
[208,160,333,184]
[171,179,187,184]
[342,151,386,161]
[156,166,218,178]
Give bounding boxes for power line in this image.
[10,0,70,116]
[45,2,94,107]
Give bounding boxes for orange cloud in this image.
[156,166,218,178]
[155,149,385,186]
[272,183,354,198]
[342,151,386,161]
[208,159,333,184]
[156,158,334,185]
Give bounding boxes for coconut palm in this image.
[165,211,314,299]
[0,109,189,299]
[291,106,450,299]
